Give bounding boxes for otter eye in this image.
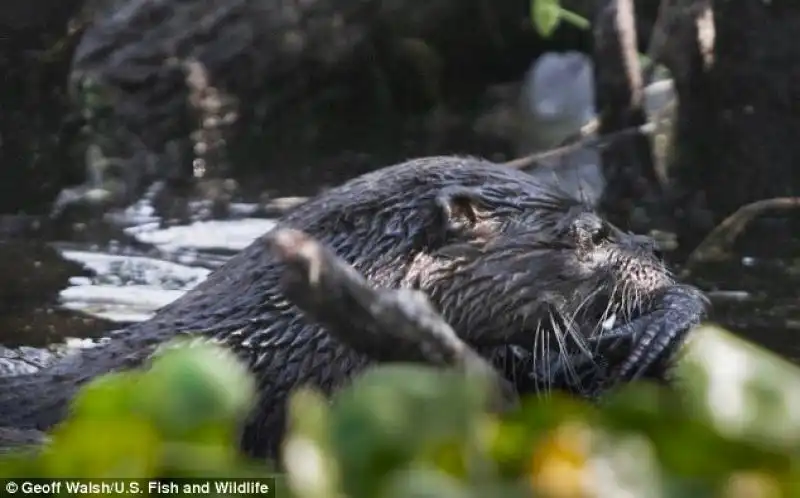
[590,224,609,245]
[570,215,608,248]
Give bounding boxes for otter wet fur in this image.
[0,156,707,459]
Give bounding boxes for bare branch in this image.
[265,228,518,412]
[683,197,800,274]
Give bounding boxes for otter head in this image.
[403,181,674,389]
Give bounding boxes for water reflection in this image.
[58,250,211,323]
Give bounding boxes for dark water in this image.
[0,189,273,345]
[694,254,800,362]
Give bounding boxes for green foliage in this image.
[530,0,590,38]
[0,340,268,481]
[3,326,800,497]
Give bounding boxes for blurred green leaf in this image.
[0,340,267,483]
[43,417,161,478]
[382,467,469,498]
[530,0,562,37]
[67,371,140,421]
[328,366,489,498]
[530,0,590,37]
[2,326,800,497]
[489,393,591,477]
[558,7,590,30]
[133,339,257,439]
[284,389,340,498]
[677,325,800,453]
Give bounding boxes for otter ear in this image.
[435,186,487,234]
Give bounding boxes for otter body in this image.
[0,156,706,458]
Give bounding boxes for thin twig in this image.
[683,197,800,275]
[501,120,655,170]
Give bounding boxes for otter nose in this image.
[628,234,660,255]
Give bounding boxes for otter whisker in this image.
[543,321,555,395]
[571,283,605,326]
[549,312,584,391]
[572,283,610,346]
[593,300,618,349]
[541,320,555,396]
[536,286,610,393]
[624,280,640,325]
[627,281,641,322]
[634,282,646,317]
[515,312,532,390]
[622,284,633,323]
[554,299,594,362]
[592,282,620,338]
[600,284,618,319]
[616,279,631,324]
[533,321,546,395]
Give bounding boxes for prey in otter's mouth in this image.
[0,156,707,458]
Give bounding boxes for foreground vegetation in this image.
[1,325,798,498]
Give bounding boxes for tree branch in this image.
[265,228,518,412]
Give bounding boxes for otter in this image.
[0,156,706,459]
